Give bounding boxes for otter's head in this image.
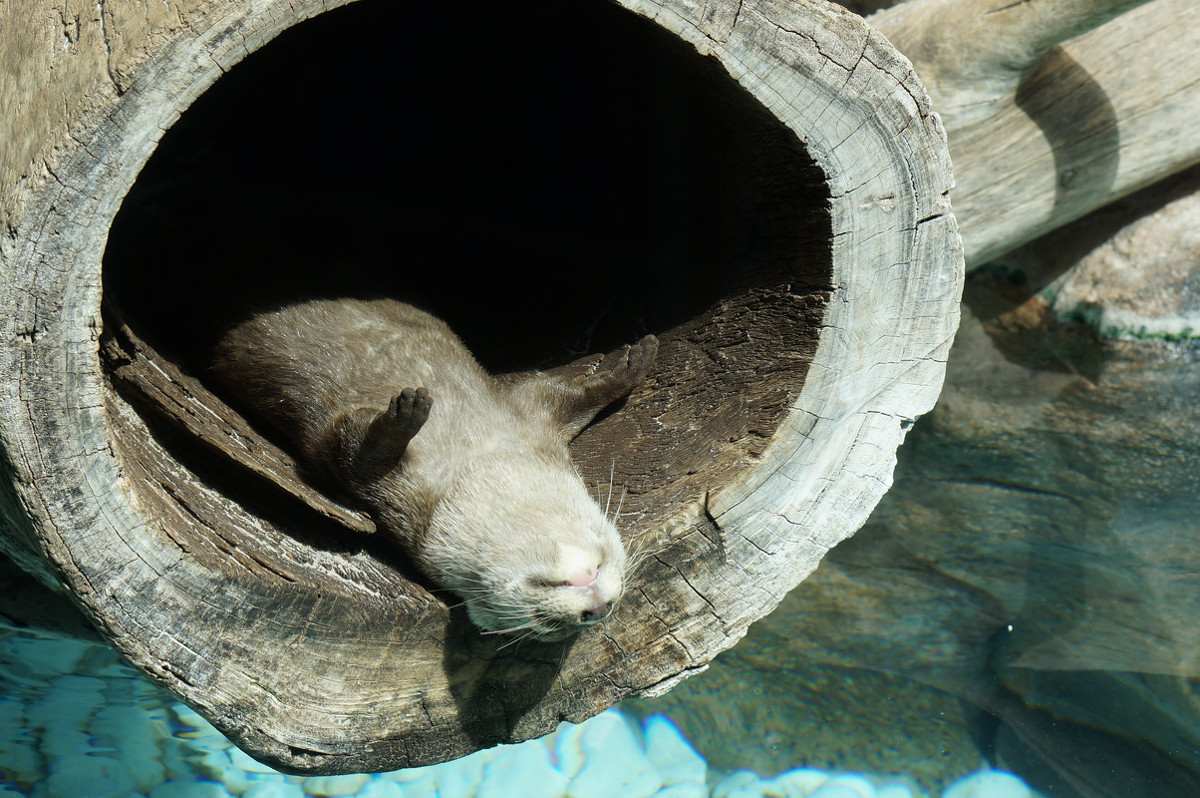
[473,532,627,641]
[423,459,629,641]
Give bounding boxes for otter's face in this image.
[452,514,628,641]
[417,450,631,641]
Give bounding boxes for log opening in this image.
[97,0,832,769]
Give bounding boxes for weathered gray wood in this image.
[875,0,1151,128]
[873,0,1200,266]
[0,0,958,774]
[101,308,377,535]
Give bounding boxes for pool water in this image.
[0,627,1029,798]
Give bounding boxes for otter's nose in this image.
[580,600,614,624]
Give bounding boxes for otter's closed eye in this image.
[528,577,572,589]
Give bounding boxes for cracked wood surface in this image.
[0,0,959,775]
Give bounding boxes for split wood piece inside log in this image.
[99,306,377,535]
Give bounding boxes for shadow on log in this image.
[0,0,960,775]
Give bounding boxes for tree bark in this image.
[0,0,958,775]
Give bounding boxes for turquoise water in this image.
[0,627,1029,798]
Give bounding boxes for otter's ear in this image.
[508,336,658,440]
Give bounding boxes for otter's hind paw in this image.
[546,334,658,438]
[590,334,659,390]
[622,334,659,382]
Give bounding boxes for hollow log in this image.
[0,0,959,775]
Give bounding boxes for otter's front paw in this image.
[355,387,432,477]
[384,387,432,438]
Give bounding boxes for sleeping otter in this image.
[212,298,657,640]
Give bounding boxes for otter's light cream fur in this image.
[213,298,656,639]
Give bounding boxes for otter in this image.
[211,298,657,640]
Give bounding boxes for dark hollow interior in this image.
[100,0,833,579]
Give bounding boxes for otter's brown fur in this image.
[212,298,657,639]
